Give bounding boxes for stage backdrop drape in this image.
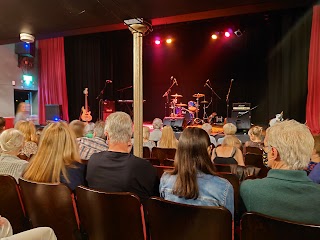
[38,37,69,124]
[306,4,320,134]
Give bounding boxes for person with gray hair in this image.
[240,120,320,224]
[77,121,108,160]
[217,122,239,145]
[86,112,159,204]
[149,118,163,142]
[201,123,217,147]
[0,129,28,182]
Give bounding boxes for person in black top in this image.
[86,112,159,204]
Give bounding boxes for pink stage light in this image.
[155,40,161,45]
[224,32,231,38]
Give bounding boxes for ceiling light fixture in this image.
[20,33,35,43]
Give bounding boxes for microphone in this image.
[170,76,174,80]
[174,78,178,86]
[204,79,210,87]
[106,80,112,83]
[231,79,234,82]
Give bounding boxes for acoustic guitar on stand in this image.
[81,88,92,122]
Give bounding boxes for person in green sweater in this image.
[240,120,320,225]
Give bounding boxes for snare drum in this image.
[188,101,197,112]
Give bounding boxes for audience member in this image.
[240,120,320,224]
[217,123,238,145]
[202,123,217,147]
[14,121,38,160]
[243,126,264,154]
[212,135,245,166]
[0,129,28,182]
[84,122,95,138]
[14,102,30,125]
[309,163,320,184]
[143,126,156,150]
[69,120,85,138]
[149,118,163,142]
[160,127,234,217]
[0,117,5,135]
[78,121,108,160]
[86,112,159,204]
[157,126,178,149]
[23,122,85,191]
[306,135,320,174]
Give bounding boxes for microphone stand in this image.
[205,83,221,100]
[226,80,233,119]
[162,81,176,117]
[96,82,107,120]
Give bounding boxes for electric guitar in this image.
[81,88,92,122]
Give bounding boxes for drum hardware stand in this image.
[202,97,212,122]
[225,79,233,119]
[193,96,203,125]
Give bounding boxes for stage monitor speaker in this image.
[102,101,115,121]
[163,117,185,132]
[227,117,250,131]
[45,104,62,121]
[14,42,35,57]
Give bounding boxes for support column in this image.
[128,23,148,158]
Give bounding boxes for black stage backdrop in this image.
[65,7,311,124]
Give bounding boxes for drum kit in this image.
[169,93,209,124]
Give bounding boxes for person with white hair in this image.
[77,121,108,160]
[240,120,320,224]
[149,118,163,142]
[201,123,217,147]
[86,112,159,204]
[0,129,28,182]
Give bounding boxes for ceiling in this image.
[0,0,315,44]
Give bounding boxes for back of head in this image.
[159,126,177,148]
[152,118,163,130]
[23,122,80,183]
[248,126,263,141]
[202,123,212,135]
[0,129,24,154]
[266,120,313,170]
[313,135,320,156]
[223,123,237,135]
[14,120,37,142]
[84,122,95,135]
[105,112,132,144]
[143,126,151,140]
[222,135,241,149]
[0,117,6,132]
[173,127,215,199]
[69,120,85,138]
[93,121,106,139]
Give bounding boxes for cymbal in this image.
[201,101,209,104]
[193,93,205,98]
[176,103,187,107]
[171,94,183,98]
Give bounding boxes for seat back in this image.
[0,175,29,233]
[19,179,80,240]
[151,147,176,165]
[214,163,238,174]
[244,153,269,178]
[163,158,174,167]
[76,186,145,240]
[219,173,240,214]
[244,146,263,155]
[147,197,232,240]
[143,146,151,158]
[153,166,174,179]
[241,212,320,240]
[146,158,161,166]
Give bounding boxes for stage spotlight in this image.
[166,38,172,44]
[234,29,243,37]
[155,40,161,45]
[211,34,218,40]
[224,32,231,38]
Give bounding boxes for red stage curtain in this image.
[38,37,69,124]
[306,5,320,134]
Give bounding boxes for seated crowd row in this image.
[0,113,319,231]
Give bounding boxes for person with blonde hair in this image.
[243,126,264,154]
[149,118,163,142]
[157,126,178,149]
[241,120,320,224]
[86,112,158,204]
[0,129,28,182]
[14,120,38,160]
[14,102,30,125]
[69,120,85,138]
[212,135,244,166]
[217,123,238,145]
[160,127,234,217]
[143,126,156,150]
[23,122,85,191]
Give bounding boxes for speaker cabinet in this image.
[102,101,115,121]
[45,104,62,121]
[227,117,250,131]
[163,117,185,132]
[15,42,35,57]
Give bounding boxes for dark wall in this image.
[65,7,311,124]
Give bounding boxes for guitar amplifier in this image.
[102,101,115,121]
